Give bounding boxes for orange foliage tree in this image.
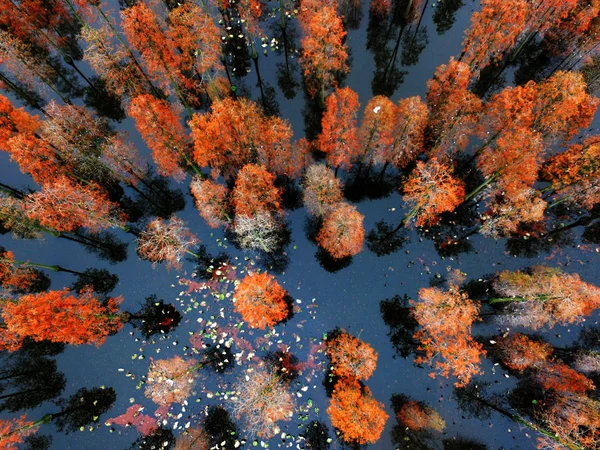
[326,331,378,380]
[425,57,482,159]
[233,272,288,329]
[144,356,199,407]
[23,176,127,232]
[299,3,349,99]
[396,400,446,432]
[533,361,595,394]
[190,98,296,180]
[303,164,344,217]
[317,87,360,170]
[327,379,388,445]
[128,94,191,181]
[190,176,231,228]
[1,288,123,348]
[491,266,600,330]
[402,158,465,227]
[412,285,484,387]
[136,216,199,270]
[316,202,365,259]
[231,366,295,438]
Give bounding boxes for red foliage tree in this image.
[492,266,600,330]
[326,331,378,380]
[232,366,295,438]
[533,71,598,144]
[303,164,344,217]
[316,202,365,259]
[495,333,553,372]
[190,177,230,228]
[23,176,127,232]
[327,379,388,445]
[173,427,209,450]
[402,158,465,227]
[0,248,38,293]
[425,58,482,159]
[358,96,396,168]
[232,164,282,218]
[167,2,222,79]
[396,400,446,432]
[144,356,199,406]
[121,3,182,96]
[479,190,546,239]
[1,288,123,347]
[317,86,360,170]
[136,216,199,270]
[80,23,149,98]
[412,285,484,387]
[533,361,595,394]
[299,4,349,99]
[106,405,158,437]
[461,0,529,70]
[0,415,38,450]
[385,96,428,169]
[542,136,600,209]
[128,94,190,181]
[190,98,295,180]
[234,272,289,329]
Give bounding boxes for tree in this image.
[303,164,343,217]
[358,96,397,170]
[396,399,446,432]
[460,0,529,70]
[136,216,199,269]
[402,158,465,227]
[495,333,553,372]
[1,288,123,348]
[232,164,282,218]
[299,4,349,100]
[23,176,127,232]
[173,426,209,450]
[532,361,595,394]
[542,135,600,210]
[0,416,38,450]
[386,96,428,169]
[233,213,285,254]
[326,331,378,380]
[327,378,388,445]
[167,2,222,84]
[231,366,295,438]
[121,3,187,101]
[128,94,191,181]
[479,190,546,239]
[190,177,230,228]
[80,23,149,98]
[190,98,295,180]
[492,266,600,330]
[234,272,288,329]
[412,285,484,387]
[316,202,365,259]
[425,57,481,159]
[533,71,598,145]
[144,356,199,407]
[317,87,360,170]
[0,248,38,293]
